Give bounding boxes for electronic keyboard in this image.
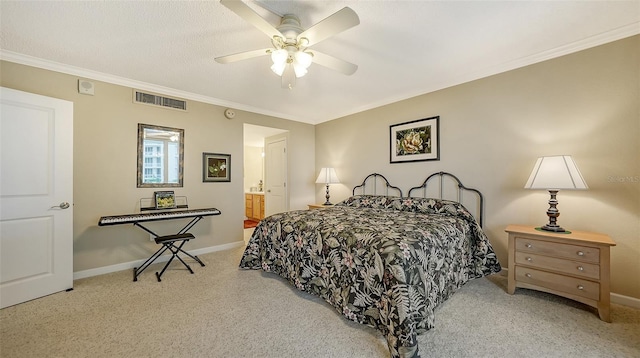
[98,208,221,226]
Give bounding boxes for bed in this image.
[239,172,501,358]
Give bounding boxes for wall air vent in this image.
[133,90,187,111]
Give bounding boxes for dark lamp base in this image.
[535,227,572,234]
[323,184,332,206]
[539,189,571,234]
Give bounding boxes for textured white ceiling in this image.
[1,1,638,125]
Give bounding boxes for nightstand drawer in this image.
[515,252,599,280]
[515,266,599,301]
[515,237,599,263]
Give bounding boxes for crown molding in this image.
[0,50,303,123]
[2,22,638,124]
[329,22,640,122]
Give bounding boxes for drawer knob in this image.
[577,266,584,271]
[526,243,532,248]
[526,257,532,262]
[525,273,532,278]
[577,251,585,256]
[577,285,584,290]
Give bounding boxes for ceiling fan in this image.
[215,0,360,88]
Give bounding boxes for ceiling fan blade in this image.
[220,0,283,40]
[298,7,359,47]
[311,51,358,76]
[215,48,271,64]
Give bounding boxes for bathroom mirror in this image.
[137,123,184,188]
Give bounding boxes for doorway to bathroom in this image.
[243,123,288,231]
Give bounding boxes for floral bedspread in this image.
[239,195,501,358]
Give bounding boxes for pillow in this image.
[398,197,477,222]
[337,195,477,224]
[335,195,398,210]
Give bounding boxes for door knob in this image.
[51,202,70,209]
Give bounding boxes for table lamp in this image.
[524,155,588,233]
[315,168,340,205]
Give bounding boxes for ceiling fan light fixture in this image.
[270,48,288,76]
[293,64,308,78]
[294,51,313,68]
[271,49,288,65]
[271,62,286,76]
[291,51,313,78]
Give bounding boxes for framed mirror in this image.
[137,123,184,188]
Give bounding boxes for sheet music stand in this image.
[140,195,189,211]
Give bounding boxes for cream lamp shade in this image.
[315,168,340,184]
[525,155,588,190]
[316,168,340,205]
[524,155,587,233]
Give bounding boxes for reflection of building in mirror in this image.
[137,123,184,188]
[143,130,180,184]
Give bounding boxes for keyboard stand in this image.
[98,206,221,282]
[132,216,206,282]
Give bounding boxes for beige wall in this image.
[316,36,640,299]
[0,61,315,272]
[1,36,637,299]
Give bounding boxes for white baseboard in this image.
[611,293,640,309]
[499,267,640,310]
[73,241,245,280]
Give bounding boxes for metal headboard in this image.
[352,173,403,197]
[407,172,484,227]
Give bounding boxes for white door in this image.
[264,137,287,216]
[0,87,73,309]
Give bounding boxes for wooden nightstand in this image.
[506,224,616,322]
[308,204,333,209]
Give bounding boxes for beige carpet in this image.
[1,242,639,358]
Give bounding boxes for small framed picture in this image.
[154,191,176,209]
[390,116,440,163]
[203,153,231,182]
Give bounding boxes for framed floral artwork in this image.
[390,116,440,163]
[203,153,231,182]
